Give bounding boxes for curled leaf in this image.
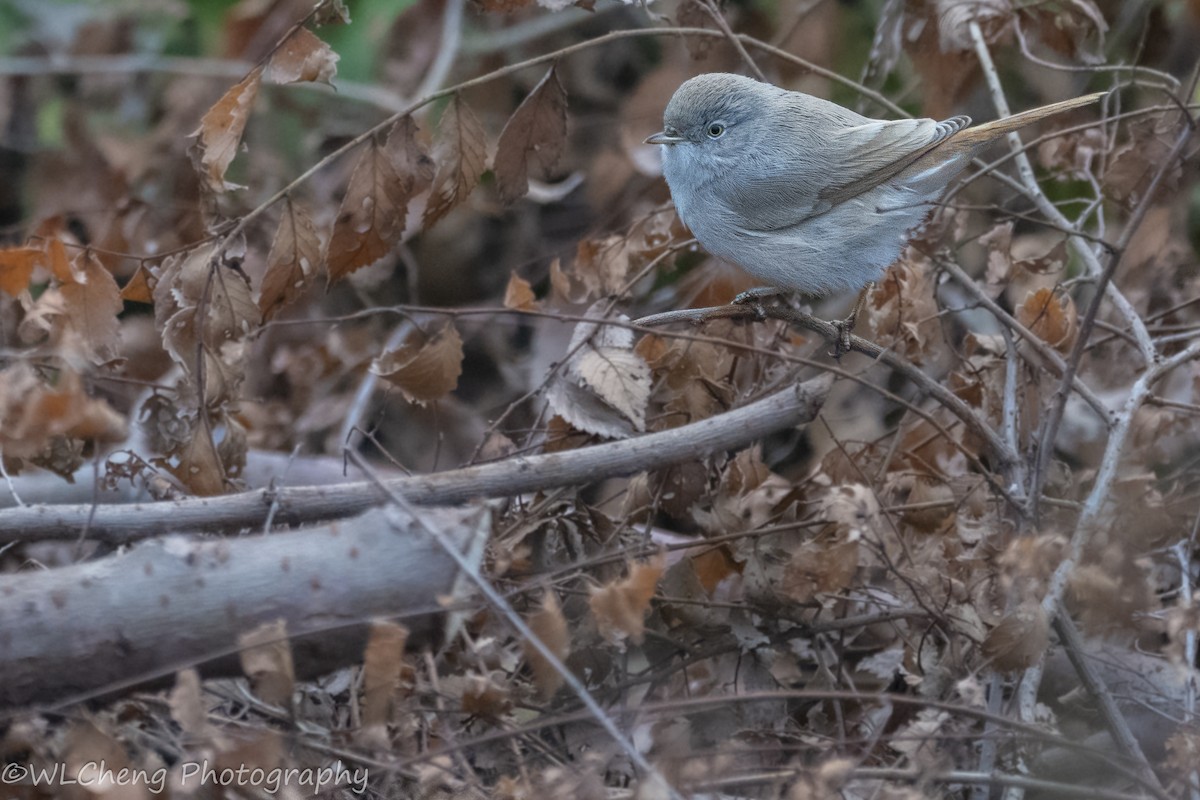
[545,304,650,439]
[327,118,433,285]
[266,28,339,86]
[524,591,570,699]
[589,554,665,647]
[190,67,263,192]
[371,323,464,404]
[1016,287,1078,353]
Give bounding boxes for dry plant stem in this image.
[1000,327,1026,495]
[969,22,1198,523]
[698,768,1154,800]
[348,454,686,800]
[412,0,465,102]
[696,0,766,81]
[387,689,1169,797]
[1051,605,1166,794]
[939,258,1113,424]
[0,54,410,112]
[636,305,1021,478]
[1174,534,1200,800]
[1021,336,1200,677]
[1028,113,1198,508]
[210,25,904,261]
[0,375,831,541]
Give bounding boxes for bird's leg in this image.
[831,282,875,358]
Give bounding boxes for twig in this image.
[999,326,1025,496]
[412,0,466,102]
[1019,338,1200,724]
[938,258,1113,425]
[635,304,1022,478]
[0,374,832,541]
[696,0,765,81]
[968,20,1198,523]
[0,54,409,112]
[350,452,687,800]
[1173,531,1200,800]
[1052,606,1167,794]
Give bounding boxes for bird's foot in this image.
[733,286,788,306]
[732,286,790,320]
[828,282,875,359]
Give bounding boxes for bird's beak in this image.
[645,131,685,145]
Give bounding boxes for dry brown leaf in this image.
[459,672,512,718]
[0,363,126,464]
[360,621,409,740]
[503,271,540,311]
[327,140,409,284]
[63,721,147,800]
[781,539,860,604]
[423,94,488,227]
[1016,287,1078,353]
[494,65,568,203]
[982,602,1049,671]
[190,67,262,192]
[265,27,339,85]
[0,246,41,296]
[589,554,665,646]
[260,197,322,319]
[384,113,436,195]
[545,307,651,438]
[166,417,226,496]
[237,619,295,708]
[371,322,464,404]
[168,669,214,742]
[58,249,123,364]
[120,264,154,304]
[573,236,632,298]
[865,256,943,365]
[525,590,570,699]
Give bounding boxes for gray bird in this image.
[646,73,1103,343]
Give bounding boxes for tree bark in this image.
[0,505,485,711]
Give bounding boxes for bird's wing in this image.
[728,114,969,232]
[818,115,970,206]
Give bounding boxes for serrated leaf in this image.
[327,118,432,285]
[59,250,123,364]
[260,198,322,319]
[190,67,262,192]
[494,66,568,203]
[371,323,464,404]
[545,305,649,438]
[265,28,339,86]
[423,95,488,226]
[1016,287,1078,353]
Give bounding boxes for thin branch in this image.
[0,375,831,541]
[1052,606,1167,794]
[636,304,1022,478]
[352,453,687,800]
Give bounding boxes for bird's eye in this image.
[707,122,726,138]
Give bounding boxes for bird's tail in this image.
[958,91,1108,145]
